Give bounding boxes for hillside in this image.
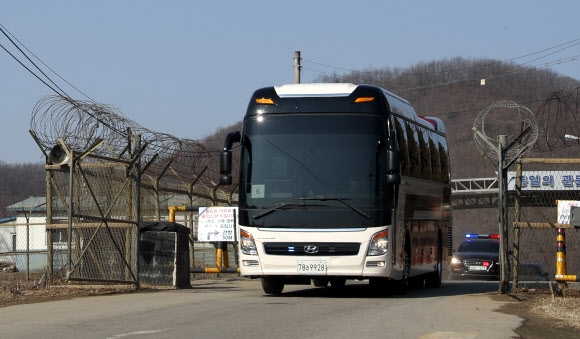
[0,161,45,218]
[314,57,580,177]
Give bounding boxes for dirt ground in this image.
[492,284,580,339]
[0,275,140,308]
[2,275,580,338]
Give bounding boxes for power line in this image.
[0,25,70,99]
[0,24,129,139]
[300,50,580,96]
[302,36,580,77]
[0,41,64,98]
[393,54,580,94]
[428,97,547,118]
[0,24,97,103]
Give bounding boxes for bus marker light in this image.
[255,98,275,104]
[354,96,375,103]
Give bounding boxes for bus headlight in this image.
[240,229,258,255]
[367,230,388,256]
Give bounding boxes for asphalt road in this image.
[0,278,522,339]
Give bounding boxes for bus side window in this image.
[439,140,450,184]
[429,135,441,183]
[394,118,410,176]
[418,128,431,180]
[406,121,421,178]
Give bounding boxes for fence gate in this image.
[46,144,140,285]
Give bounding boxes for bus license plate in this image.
[297,260,326,275]
[469,266,487,271]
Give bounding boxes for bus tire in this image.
[369,278,390,295]
[330,278,346,288]
[425,266,442,288]
[312,279,329,287]
[392,239,411,295]
[410,276,425,289]
[426,232,443,288]
[261,277,285,295]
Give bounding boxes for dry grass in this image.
[530,292,580,330]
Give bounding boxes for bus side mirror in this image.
[220,174,232,186]
[220,150,232,174]
[219,131,241,186]
[386,173,401,185]
[386,148,401,185]
[220,150,232,185]
[386,149,400,174]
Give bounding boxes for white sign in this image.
[556,200,580,224]
[197,207,238,242]
[507,171,580,191]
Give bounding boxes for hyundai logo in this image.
[304,245,319,254]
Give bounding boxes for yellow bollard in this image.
[555,228,578,282]
[555,228,566,277]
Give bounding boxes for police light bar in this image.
[465,233,500,239]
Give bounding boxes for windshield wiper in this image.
[295,196,371,219]
[253,202,306,220]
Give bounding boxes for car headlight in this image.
[367,230,388,256]
[451,257,461,264]
[240,229,258,255]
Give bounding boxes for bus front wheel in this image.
[261,277,285,295]
[330,278,346,288]
[391,247,410,295]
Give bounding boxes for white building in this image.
[1,197,49,272]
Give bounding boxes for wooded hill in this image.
[0,161,45,218]
[314,57,580,179]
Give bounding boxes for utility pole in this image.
[473,121,532,294]
[294,51,301,84]
[498,135,509,293]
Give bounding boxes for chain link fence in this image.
[42,148,238,285]
[511,163,580,288]
[0,222,48,274]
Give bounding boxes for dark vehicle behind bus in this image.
[450,234,500,281]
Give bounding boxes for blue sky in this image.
[1,0,580,163]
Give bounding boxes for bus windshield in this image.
[238,113,390,228]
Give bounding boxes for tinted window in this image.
[457,241,499,252]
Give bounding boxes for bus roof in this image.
[273,83,411,107]
[247,83,431,127]
[274,83,358,97]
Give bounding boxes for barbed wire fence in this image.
[23,95,239,285]
[474,87,580,291]
[515,87,580,289]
